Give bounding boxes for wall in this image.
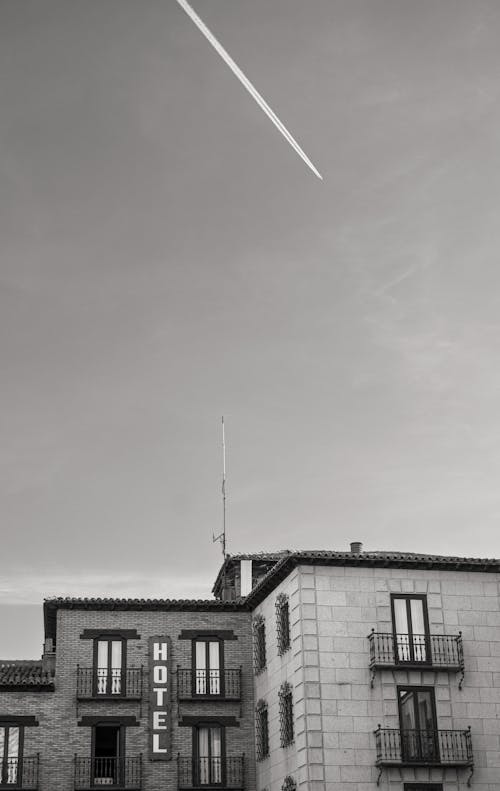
[0,606,255,791]
[254,563,500,791]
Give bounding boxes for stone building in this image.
[0,545,499,791]
[214,547,500,791]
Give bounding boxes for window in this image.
[92,724,124,785]
[391,595,430,663]
[278,682,294,748]
[94,637,125,696]
[194,725,224,786]
[253,616,266,675]
[193,640,222,696]
[255,700,269,761]
[398,687,438,763]
[275,594,290,656]
[0,725,22,786]
[281,776,296,791]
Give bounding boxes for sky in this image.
[1,0,500,657]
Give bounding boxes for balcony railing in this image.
[74,757,142,790]
[374,727,473,766]
[368,631,465,687]
[0,755,39,789]
[177,756,244,789]
[177,669,241,700]
[76,667,143,699]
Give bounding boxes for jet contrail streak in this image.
[175,0,323,180]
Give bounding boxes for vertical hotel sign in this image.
[149,636,172,760]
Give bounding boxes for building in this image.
[1,544,499,791]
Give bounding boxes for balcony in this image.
[368,631,464,687]
[177,669,241,701]
[177,756,244,789]
[76,667,143,699]
[0,756,39,789]
[74,757,142,790]
[374,727,473,786]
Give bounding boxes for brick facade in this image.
[0,605,255,791]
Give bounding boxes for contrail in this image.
[175,0,323,180]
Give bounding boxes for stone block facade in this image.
[252,561,500,791]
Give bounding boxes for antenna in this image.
[213,416,227,561]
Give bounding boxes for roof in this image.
[243,549,500,606]
[212,550,291,593]
[43,596,248,643]
[0,661,54,691]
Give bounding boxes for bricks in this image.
[0,607,255,791]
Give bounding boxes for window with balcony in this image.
[375,686,473,782]
[195,725,224,786]
[177,722,244,789]
[0,721,38,789]
[398,687,439,762]
[0,724,21,786]
[94,638,125,696]
[278,683,294,748]
[93,724,124,785]
[253,617,266,675]
[391,595,430,664]
[275,595,290,656]
[255,701,269,761]
[194,640,222,696]
[74,722,142,789]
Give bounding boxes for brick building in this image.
[1,545,499,791]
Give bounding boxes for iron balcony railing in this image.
[74,756,142,789]
[368,631,464,686]
[177,669,241,700]
[0,755,39,789]
[76,667,143,699]
[177,756,244,789]
[374,727,473,767]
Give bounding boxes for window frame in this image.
[91,722,125,787]
[275,594,291,656]
[193,723,226,787]
[397,685,439,764]
[92,636,127,697]
[255,700,269,761]
[253,616,266,675]
[278,682,294,748]
[390,594,431,665]
[0,723,24,787]
[191,638,225,698]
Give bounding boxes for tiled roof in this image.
[0,661,54,690]
[43,597,248,643]
[243,549,500,606]
[212,547,500,596]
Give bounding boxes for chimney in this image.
[350,541,363,554]
[41,638,56,676]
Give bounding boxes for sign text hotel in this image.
[149,636,172,760]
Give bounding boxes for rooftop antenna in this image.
[213,416,227,563]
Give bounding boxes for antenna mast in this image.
[213,416,227,561]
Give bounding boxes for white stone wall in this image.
[254,562,500,791]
